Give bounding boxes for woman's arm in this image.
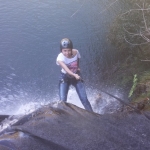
[57,60,81,80]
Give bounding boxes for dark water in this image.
[0,0,127,114]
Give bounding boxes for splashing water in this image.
[0,86,122,116]
[0,88,59,115]
[66,86,122,114]
[0,87,122,133]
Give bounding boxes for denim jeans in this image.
[59,72,93,112]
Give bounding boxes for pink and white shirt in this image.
[56,49,81,74]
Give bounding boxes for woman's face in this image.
[62,48,72,58]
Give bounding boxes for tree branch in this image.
[121,2,150,45]
[71,0,86,18]
[99,0,119,14]
[124,36,149,45]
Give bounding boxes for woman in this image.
[56,38,93,112]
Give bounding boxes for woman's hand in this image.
[57,61,81,80]
[77,68,81,72]
[73,73,81,80]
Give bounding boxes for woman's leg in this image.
[59,81,69,102]
[74,80,93,112]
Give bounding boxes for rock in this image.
[122,98,150,112]
[0,101,150,150]
[134,84,146,97]
[0,115,9,123]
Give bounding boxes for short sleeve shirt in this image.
[56,49,81,74]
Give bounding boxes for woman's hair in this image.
[60,38,73,51]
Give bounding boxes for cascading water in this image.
[0,0,127,115]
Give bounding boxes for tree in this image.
[105,0,150,91]
[108,0,150,62]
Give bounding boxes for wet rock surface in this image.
[0,101,150,150]
[0,115,9,123]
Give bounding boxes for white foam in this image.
[66,86,122,114]
[0,86,122,116]
[14,102,42,115]
[67,86,84,109]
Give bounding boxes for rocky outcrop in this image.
[0,115,9,123]
[134,82,150,97]
[122,98,150,112]
[0,101,150,150]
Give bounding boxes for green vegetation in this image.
[107,0,150,106]
[128,74,138,97]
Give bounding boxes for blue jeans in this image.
[59,72,93,112]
